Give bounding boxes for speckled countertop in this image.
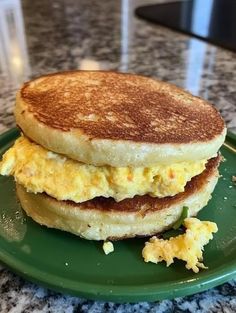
[0,0,236,312]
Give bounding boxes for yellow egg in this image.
[142,218,218,273]
[103,241,114,255]
[0,136,207,203]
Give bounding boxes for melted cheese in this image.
[0,136,207,203]
[142,218,218,273]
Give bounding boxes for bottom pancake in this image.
[16,156,220,241]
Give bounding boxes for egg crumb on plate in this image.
[103,241,114,255]
[142,218,218,273]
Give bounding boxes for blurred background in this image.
[0,0,235,132]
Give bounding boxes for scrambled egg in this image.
[0,136,207,203]
[103,241,114,255]
[142,218,218,273]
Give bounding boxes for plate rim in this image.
[1,248,236,302]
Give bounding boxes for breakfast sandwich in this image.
[0,71,226,241]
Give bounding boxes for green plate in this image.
[0,128,236,303]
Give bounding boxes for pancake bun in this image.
[15,71,226,166]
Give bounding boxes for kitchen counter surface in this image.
[0,0,236,312]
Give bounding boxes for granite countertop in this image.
[0,0,236,312]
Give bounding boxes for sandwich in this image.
[0,71,226,241]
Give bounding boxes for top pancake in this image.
[15,71,226,166]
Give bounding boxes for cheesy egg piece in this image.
[142,218,218,273]
[103,241,114,255]
[0,136,207,203]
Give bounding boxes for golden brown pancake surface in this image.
[20,71,225,144]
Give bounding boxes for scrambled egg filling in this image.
[142,218,218,273]
[0,136,207,203]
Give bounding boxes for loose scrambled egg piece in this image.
[142,218,218,273]
[103,241,114,255]
[0,136,207,203]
